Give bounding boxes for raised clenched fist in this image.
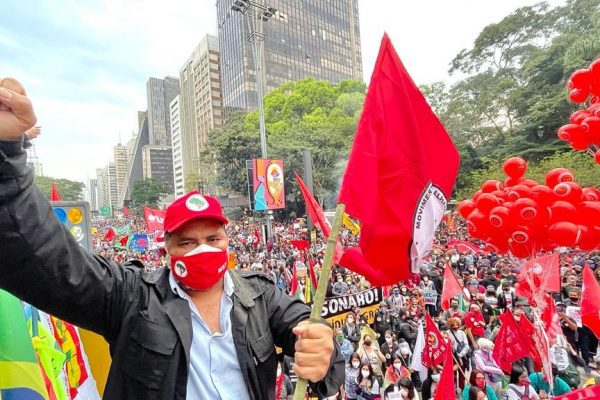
[0,77,37,141]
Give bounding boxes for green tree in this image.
[34,176,85,201]
[131,179,171,208]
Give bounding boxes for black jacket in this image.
[0,138,344,399]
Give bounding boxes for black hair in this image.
[510,363,526,384]
[468,386,484,400]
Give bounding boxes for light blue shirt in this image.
[169,271,252,400]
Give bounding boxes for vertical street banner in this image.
[252,159,285,211]
[321,288,383,331]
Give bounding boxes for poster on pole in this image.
[252,159,285,211]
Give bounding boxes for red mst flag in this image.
[493,311,531,373]
[295,172,343,263]
[540,294,562,345]
[337,33,459,286]
[423,313,449,367]
[50,182,61,201]
[143,207,166,234]
[515,253,560,304]
[104,228,116,241]
[441,262,463,310]
[434,347,455,400]
[582,264,600,338]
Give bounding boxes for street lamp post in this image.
[231,0,277,240]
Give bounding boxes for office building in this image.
[88,178,98,212]
[147,77,181,146]
[142,145,174,188]
[170,96,185,198]
[120,112,150,206]
[217,0,363,114]
[113,144,129,203]
[179,34,224,186]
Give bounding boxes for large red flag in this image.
[50,182,61,201]
[295,172,343,263]
[337,33,459,286]
[143,207,166,234]
[434,347,455,400]
[582,264,600,338]
[423,313,449,367]
[441,262,463,310]
[104,228,116,241]
[515,253,560,305]
[554,384,600,399]
[540,294,562,345]
[493,311,531,373]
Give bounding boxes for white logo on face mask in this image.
[174,260,187,277]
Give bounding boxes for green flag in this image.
[0,289,49,400]
[115,224,130,236]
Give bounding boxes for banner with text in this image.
[322,288,383,331]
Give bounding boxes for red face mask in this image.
[170,244,228,291]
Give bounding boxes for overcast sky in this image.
[0,0,564,184]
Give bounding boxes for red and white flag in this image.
[143,207,166,235]
[423,313,449,367]
[441,262,463,310]
[337,33,459,286]
[493,311,531,373]
[582,264,600,338]
[515,253,560,306]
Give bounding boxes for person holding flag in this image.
[0,79,344,399]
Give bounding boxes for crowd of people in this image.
[92,211,600,400]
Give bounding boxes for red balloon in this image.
[503,157,527,179]
[569,69,592,90]
[569,110,591,125]
[511,226,532,244]
[582,116,600,144]
[557,123,586,143]
[591,59,600,78]
[489,206,513,230]
[595,149,600,165]
[554,181,583,204]
[504,176,525,188]
[577,225,600,251]
[549,201,578,224]
[481,180,503,193]
[476,193,500,213]
[530,184,555,206]
[472,190,483,202]
[521,179,538,188]
[491,190,507,200]
[580,201,600,222]
[505,184,531,202]
[569,88,590,103]
[467,210,492,239]
[548,221,579,247]
[589,104,600,118]
[457,199,476,219]
[583,187,600,201]
[508,240,534,259]
[513,198,540,222]
[545,168,575,188]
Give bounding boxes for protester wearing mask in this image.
[420,365,442,400]
[0,87,344,400]
[476,293,495,325]
[337,329,355,362]
[382,354,410,390]
[564,288,592,373]
[343,313,361,349]
[397,311,419,349]
[375,311,392,346]
[483,285,499,310]
[465,304,486,347]
[447,317,471,388]
[528,364,571,397]
[383,376,419,400]
[507,364,540,400]
[473,339,503,399]
[356,362,381,400]
[332,273,349,296]
[380,329,399,360]
[357,334,387,385]
[345,353,362,400]
[462,369,498,400]
[275,362,294,400]
[441,298,465,323]
[497,282,515,312]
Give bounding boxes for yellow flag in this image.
[342,213,360,236]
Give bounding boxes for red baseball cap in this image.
[164,191,229,233]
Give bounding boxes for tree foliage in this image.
[131,178,172,208]
[423,0,600,198]
[34,176,85,201]
[204,78,366,196]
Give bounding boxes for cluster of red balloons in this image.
[560,59,600,164]
[458,157,600,258]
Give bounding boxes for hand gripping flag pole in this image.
[292,203,345,400]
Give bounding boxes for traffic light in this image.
[51,201,92,251]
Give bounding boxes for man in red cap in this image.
[0,77,343,399]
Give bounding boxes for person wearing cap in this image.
[0,81,343,400]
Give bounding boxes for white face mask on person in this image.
[361,370,370,378]
[393,362,402,370]
[432,373,440,383]
[352,361,360,368]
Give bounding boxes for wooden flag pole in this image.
[293,203,346,400]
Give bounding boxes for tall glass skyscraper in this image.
[216,0,362,115]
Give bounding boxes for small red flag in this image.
[50,182,61,201]
[104,228,116,241]
[118,235,130,248]
[252,229,261,248]
[143,207,166,234]
[290,263,299,297]
[423,313,449,367]
[337,34,459,286]
[122,207,130,217]
[434,347,455,400]
[308,255,319,291]
[441,262,463,310]
[295,172,343,263]
[582,264,600,338]
[515,253,560,305]
[290,240,309,252]
[493,311,531,373]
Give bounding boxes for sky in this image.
[0,0,565,184]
